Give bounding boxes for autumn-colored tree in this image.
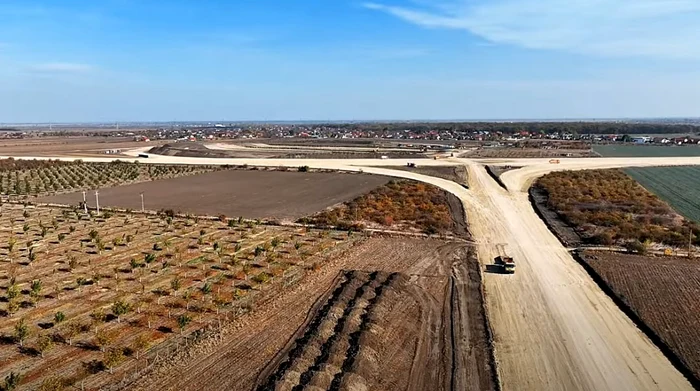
[93,329,113,352]
[132,334,150,360]
[171,277,181,293]
[35,333,54,358]
[38,375,65,391]
[91,309,107,325]
[111,300,131,323]
[103,347,125,374]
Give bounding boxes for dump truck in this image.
[495,243,515,274]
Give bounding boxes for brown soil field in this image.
[150,141,429,160]
[128,238,497,391]
[461,147,596,158]
[391,165,469,186]
[578,251,700,386]
[36,170,391,221]
[149,143,281,159]
[0,203,358,390]
[0,137,167,158]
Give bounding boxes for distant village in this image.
[2,122,700,147]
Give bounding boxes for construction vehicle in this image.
[495,243,515,274]
[549,159,561,164]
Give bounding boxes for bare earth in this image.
[129,238,495,391]
[36,170,390,221]
[0,136,167,157]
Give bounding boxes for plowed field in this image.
[579,251,700,386]
[129,238,497,391]
[37,170,390,221]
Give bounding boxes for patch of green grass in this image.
[594,145,700,157]
[625,166,700,223]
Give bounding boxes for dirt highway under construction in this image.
[8,150,700,390]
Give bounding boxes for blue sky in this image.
[1,0,700,122]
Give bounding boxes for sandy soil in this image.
[36,170,390,221]
[464,164,692,391]
[0,137,167,157]
[129,238,495,391]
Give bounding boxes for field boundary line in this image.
[474,255,503,391]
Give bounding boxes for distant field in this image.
[593,146,700,222]
[37,170,390,221]
[594,145,700,157]
[625,166,700,223]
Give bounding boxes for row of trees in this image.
[0,159,221,197]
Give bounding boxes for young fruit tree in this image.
[14,318,30,347]
[177,314,192,335]
[112,300,131,323]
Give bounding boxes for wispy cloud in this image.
[363,0,700,58]
[28,63,95,73]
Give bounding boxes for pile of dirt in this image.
[149,143,231,158]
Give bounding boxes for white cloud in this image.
[28,63,94,73]
[363,0,700,58]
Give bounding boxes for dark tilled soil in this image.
[446,192,470,239]
[36,170,390,221]
[578,251,700,387]
[392,166,469,186]
[528,187,582,247]
[254,245,495,391]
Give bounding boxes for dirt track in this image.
[465,164,692,390]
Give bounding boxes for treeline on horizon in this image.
[313,122,700,135]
